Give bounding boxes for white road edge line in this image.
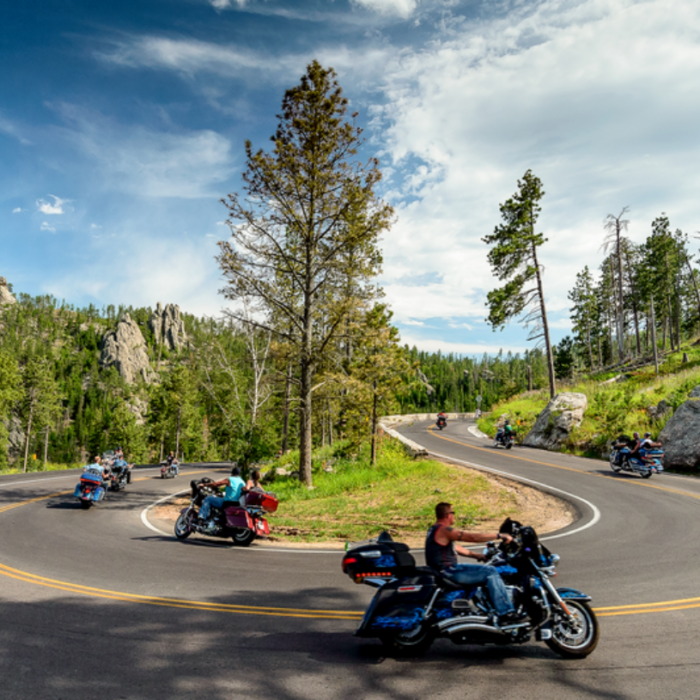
[426,450,602,541]
[140,489,190,535]
[467,426,490,439]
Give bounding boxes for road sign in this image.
[476,395,482,405]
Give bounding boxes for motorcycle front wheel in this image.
[231,529,255,547]
[380,624,434,657]
[545,600,599,658]
[175,512,192,539]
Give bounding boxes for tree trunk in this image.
[327,399,334,446]
[531,243,556,398]
[611,255,624,362]
[298,358,313,487]
[175,406,181,459]
[281,360,292,453]
[23,399,34,473]
[43,425,49,469]
[650,296,659,375]
[370,383,379,466]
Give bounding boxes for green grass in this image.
[262,439,522,543]
[0,460,84,475]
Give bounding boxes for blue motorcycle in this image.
[610,444,664,478]
[74,468,108,509]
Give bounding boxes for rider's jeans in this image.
[199,496,224,520]
[442,564,514,615]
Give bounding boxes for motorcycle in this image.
[174,478,279,547]
[74,468,108,509]
[160,459,179,479]
[110,460,132,491]
[609,444,664,478]
[436,415,447,431]
[342,518,599,659]
[494,430,515,450]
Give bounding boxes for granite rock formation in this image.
[658,386,700,469]
[523,392,588,450]
[100,313,154,384]
[149,303,187,352]
[0,277,17,306]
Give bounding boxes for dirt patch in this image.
[151,462,576,550]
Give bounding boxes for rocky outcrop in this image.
[149,303,187,351]
[100,314,154,384]
[0,277,17,306]
[523,392,588,450]
[658,386,700,469]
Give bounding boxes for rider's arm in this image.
[455,544,485,561]
[436,527,513,546]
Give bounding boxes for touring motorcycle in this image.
[342,519,598,659]
[110,461,132,491]
[436,415,447,431]
[160,459,179,479]
[610,444,664,478]
[174,477,278,547]
[74,468,108,509]
[494,431,515,450]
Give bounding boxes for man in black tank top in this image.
[425,502,517,621]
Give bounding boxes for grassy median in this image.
[261,438,544,545]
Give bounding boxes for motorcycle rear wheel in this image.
[641,469,652,479]
[379,624,434,657]
[545,600,599,658]
[175,512,192,539]
[506,441,513,450]
[80,500,91,510]
[231,529,255,547]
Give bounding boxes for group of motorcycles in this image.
[342,518,598,659]
[74,449,134,509]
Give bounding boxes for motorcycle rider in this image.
[166,450,179,476]
[437,411,447,428]
[198,466,249,532]
[496,419,514,445]
[641,432,662,450]
[426,502,519,623]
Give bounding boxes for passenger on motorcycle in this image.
[198,466,249,528]
[166,450,179,476]
[641,432,662,450]
[84,455,110,481]
[426,502,519,623]
[496,419,514,444]
[246,469,263,492]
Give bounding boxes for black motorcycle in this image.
[494,429,515,450]
[110,462,132,491]
[436,415,447,430]
[342,519,598,659]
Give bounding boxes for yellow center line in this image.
[1,463,698,620]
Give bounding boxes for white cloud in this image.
[209,0,246,8]
[374,0,700,330]
[12,207,22,213]
[90,223,101,229]
[40,222,56,233]
[399,333,526,355]
[36,195,69,215]
[0,111,31,145]
[55,105,234,198]
[402,319,425,326]
[352,0,418,18]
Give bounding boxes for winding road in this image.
[2,419,699,700]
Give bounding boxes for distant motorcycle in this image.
[494,430,515,450]
[175,478,278,547]
[610,445,664,478]
[74,468,108,509]
[436,415,447,430]
[161,459,179,479]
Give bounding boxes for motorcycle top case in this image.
[80,471,103,485]
[245,490,279,513]
[343,540,416,582]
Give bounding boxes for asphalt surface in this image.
[1,420,700,700]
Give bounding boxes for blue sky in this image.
[2,0,700,356]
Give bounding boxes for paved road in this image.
[1,421,699,700]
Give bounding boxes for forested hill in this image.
[0,282,553,472]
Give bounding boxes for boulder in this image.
[523,392,588,450]
[149,302,187,351]
[658,386,700,469]
[0,277,17,307]
[647,399,672,422]
[100,313,155,384]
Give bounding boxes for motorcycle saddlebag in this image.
[342,540,416,583]
[245,490,279,513]
[355,574,437,637]
[225,506,254,530]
